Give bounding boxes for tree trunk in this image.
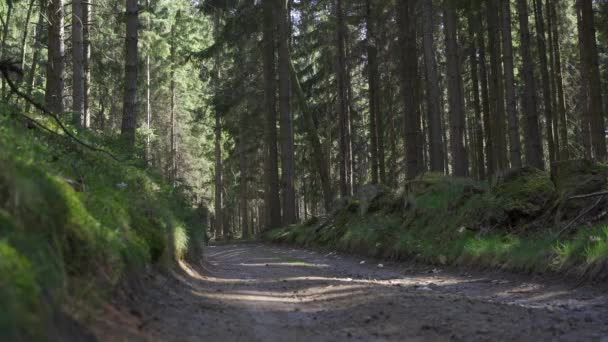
[475,11,493,176]
[170,17,178,185]
[45,0,65,115]
[290,61,333,212]
[145,0,151,163]
[213,12,223,239]
[443,0,468,177]
[397,0,421,180]
[277,0,296,225]
[532,0,557,164]
[20,0,36,70]
[366,0,380,184]
[549,0,568,160]
[25,5,44,113]
[500,0,522,169]
[487,0,508,172]
[121,0,138,150]
[576,1,592,159]
[467,12,486,180]
[517,0,545,169]
[72,0,85,127]
[422,0,444,173]
[579,0,606,161]
[335,0,353,195]
[262,0,282,229]
[83,0,92,128]
[239,117,249,239]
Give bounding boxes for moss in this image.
[263,170,608,281]
[0,115,205,338]
[0,242,44,341]
[492,167,556,220]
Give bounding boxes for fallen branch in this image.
[567,191,608,201]
[556,195,605,238]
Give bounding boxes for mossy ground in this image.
[263,169,608,282]
[0,112,205,340]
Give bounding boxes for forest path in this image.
[94,243,608,341]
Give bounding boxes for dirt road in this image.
[93,243,608,341]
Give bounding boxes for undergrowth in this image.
[0,110,205,340]
[263,168,608,282]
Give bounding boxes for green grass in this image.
[263,172,608,281]
[0,110,205,339]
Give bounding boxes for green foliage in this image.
[0,113,204,338]
[263,172,608,281]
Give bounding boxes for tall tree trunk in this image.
[145,0,151,163]
[475,11,493,176]
[213,12,223,239]
[397,0,421,180]
[576,1,592,159]
[517,0,545,169]
[335,0,353,195]
[467,12,486,180]
[262,0,281,229]
[422,0,444,173]
[549,0,568,159]
[443,0,468,177]
[214,99,223,240]
[20,0,36,70]
[45,0,65,115]
[239,117,249,239]
[290,61,333,211]
[366,0,380,184]
[72,0,85,127]
[0,2,13,62]
[83,0,92,128]
[500,0,522,168]
[532,0,557,164]
[25,4,44,113]
[170,17,178,185]
[487,0,508,172]
[121,0,138,150]
[579,0,606,161]
[277,0,296,225]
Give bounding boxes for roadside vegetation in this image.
[264,164,608,282]
[0,112,205,340]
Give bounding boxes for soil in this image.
[90,243,608,341]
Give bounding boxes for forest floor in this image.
[90,243,608,341]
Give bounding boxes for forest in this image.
[1,0,608,340]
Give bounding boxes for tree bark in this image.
[121,0,138,150]
[517,0,545,169]
[443,0,468,177]
[487,0,508,172]
[532,0,557,164]
[239,116,249,239]
[549,0,568,160]
[366,0,380,184]
[290,61,333,212]
[45,0,65,115]
[262,0,282,229]
[422,0,444,173]
[397,0,422,180]
[500,0,522,169]
[20,0,36,70]
[579,0,606,161]
[25,4,44,113]
[576,1,592,159]
[467,12,486,180]
[72,0,85,127]
[83,0,92,128]
[335,0,353,195]
[277,0,296,225]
